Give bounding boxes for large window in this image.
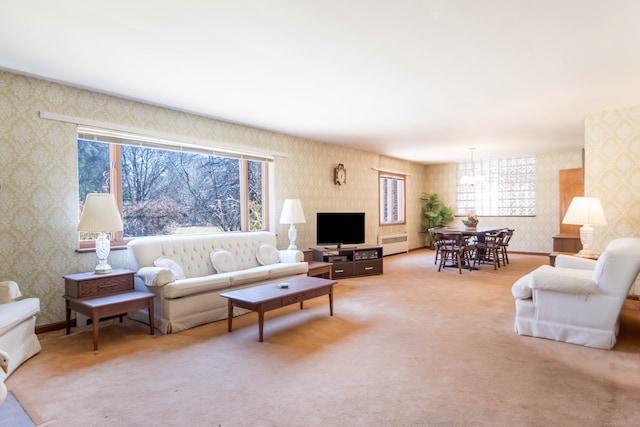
[379,172,406,225]
[78,130,268,248]
[456,157,535,216]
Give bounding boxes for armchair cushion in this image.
[511,274,532,300]
[554,254,597,270]
[0,298,40,336]
[530,265,596,297]
[0,281,21,304]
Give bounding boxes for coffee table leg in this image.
[227,299,233,332]
[258,308,264,342]
[329,286,334,316]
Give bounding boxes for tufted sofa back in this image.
[127,231,278,279]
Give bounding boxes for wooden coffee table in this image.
[220,276,337,342]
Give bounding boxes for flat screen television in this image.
[316,212,365,248]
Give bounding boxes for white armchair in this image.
[0,281,41,380]
[511,238,640,349]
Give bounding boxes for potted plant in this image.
[420,193,454,247]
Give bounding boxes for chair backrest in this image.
[434,232,464,250]
[501,229,514,245]
[592,238,640,298]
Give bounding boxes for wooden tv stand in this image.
[312,245,383,279]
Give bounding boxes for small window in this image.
[379,172,406,225]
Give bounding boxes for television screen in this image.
[316,212,365,248]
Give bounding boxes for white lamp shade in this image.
[562,197,607,226]
[78,193,124,232]
[279,199,306,224]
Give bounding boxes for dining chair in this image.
[498,229,514,265]
[428,228,442,265]
[475,231,502,270]
[436,232,476,274]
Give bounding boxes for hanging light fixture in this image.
[460,147,484,186]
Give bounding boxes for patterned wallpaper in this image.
[585,106,640,295]
[585,106,640,250]
[1,70,590,325]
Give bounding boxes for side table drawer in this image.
[64,270,134,298]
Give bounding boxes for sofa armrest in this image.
[137,267,175,287]
[278,250,304,263]
[0,281,22,304]
[554,254,597,270]
[530,265,596,296]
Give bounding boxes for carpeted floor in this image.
[5,250,640,426]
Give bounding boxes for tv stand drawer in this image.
[331,263,354,278]
[354,260,383,276]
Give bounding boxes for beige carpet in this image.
[6,250,640,426]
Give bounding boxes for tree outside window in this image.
[78,138,267,247]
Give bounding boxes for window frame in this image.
[378,171,406,226]
[78,133,269,251]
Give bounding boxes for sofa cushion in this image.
[211,250,237,273]
[154,257,186,280]
[163,274,233,299]
[229,266,272,286]
[269,262,309,279]
[256,244,279,266]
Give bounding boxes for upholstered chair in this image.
[0,281,41,380]
[511,238,640,349]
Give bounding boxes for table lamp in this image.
[279,199,306,250]
[562,196,607,258]
[78,193,124,274]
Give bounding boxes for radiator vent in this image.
[377,233,409,256]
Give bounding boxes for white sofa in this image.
[0,281,41,380]
[127,231,308,334]
[511,237,640,349]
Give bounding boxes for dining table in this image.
[431,226,508,270]
[432,226,505,239]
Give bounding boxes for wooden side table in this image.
[302,248,333,279]
[307,261,333,279]
[63,270,154,350]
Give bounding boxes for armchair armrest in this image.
[278,249,304,263]
[0,281,22,304]
[554,254,597,270]
[530,265,596,297]
[137,267,175,287]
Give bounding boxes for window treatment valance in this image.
[40,111,288,162]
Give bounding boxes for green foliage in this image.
[420,193,454,246]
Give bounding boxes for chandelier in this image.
[460,147,484,186]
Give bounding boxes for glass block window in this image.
[456,157,535,216]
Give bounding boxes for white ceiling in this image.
[2,1,640,164]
